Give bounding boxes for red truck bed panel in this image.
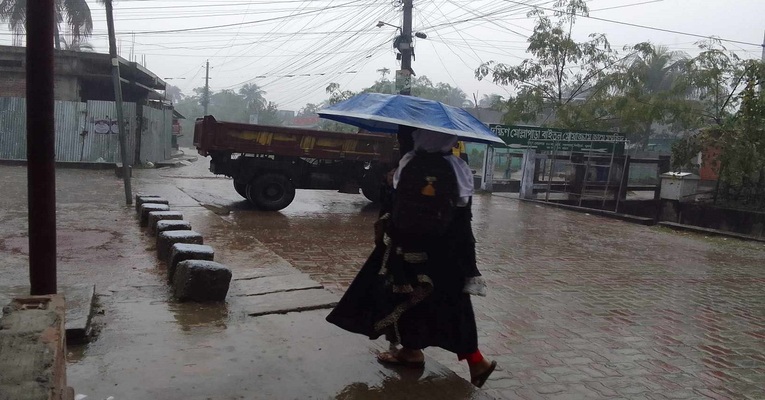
[194,116,397,163]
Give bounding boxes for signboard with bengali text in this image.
[489,124,626,155]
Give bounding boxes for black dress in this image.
[326,184,479,355]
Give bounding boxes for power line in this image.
[117,0,374,35]
[499,0,763,48]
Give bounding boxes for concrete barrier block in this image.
[157,230,203,263]
[173,260,232,302]
[139,203,170,227]
[0,295,69,400]
[169,244,215,283]
[148,211,184,235]
[135,195,167,213]
[156,220,192,235]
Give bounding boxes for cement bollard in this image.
[148,211,184,235]
[156,230,203,263]
[139,203,170,227]
[135,195,167,213]
[173,260,232,302]
[168,243,215,283]
[155,220,192,236]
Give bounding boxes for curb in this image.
[521,199,656,226]
[0,159,117,170]
[658,222,765,243]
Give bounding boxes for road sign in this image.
[490,124,626,155]
[395,69,411,93]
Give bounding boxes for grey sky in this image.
[2,0,763,111]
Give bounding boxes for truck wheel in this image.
[233,181,247,199]
[361,173,383,203]
[246,173,296,211]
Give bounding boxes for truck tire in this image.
[233,181,247,199]
[361,169,384,203]
[246,173,296,211]
[361,180,381,203]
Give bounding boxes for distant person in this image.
[327,129,496,388]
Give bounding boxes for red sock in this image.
[457,350,484,365]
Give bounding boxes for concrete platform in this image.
[232,273,323,297]
[238,288,340,317]
[0,295,72,400]
[0,284,95,343]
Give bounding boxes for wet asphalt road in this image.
[2,153,765,399]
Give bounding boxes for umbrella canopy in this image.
[318,93,505,145]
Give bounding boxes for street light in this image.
[376,20,401,31]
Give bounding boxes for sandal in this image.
[471,360,497,388]
[376,351,425,368]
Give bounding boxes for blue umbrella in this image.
[318,93,505,145]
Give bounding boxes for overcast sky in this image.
[2,0,763,111]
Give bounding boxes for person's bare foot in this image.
[376,348,425,367]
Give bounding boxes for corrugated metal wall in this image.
[140,105,172,164]
[82,100,138,164]
[54,101,87,162]
[0,97,171,164]
[0,97,26,160]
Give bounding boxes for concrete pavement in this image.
[160,157,765,400]
[3,152,765,399]
[0,161,488,399]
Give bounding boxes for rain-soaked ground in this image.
[2,153,765,399]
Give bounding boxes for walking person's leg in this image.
[457,349,497,387]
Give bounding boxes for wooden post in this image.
[105,0,133,205]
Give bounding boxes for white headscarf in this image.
[393,129,474,205]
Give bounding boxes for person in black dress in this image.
[326,129,497,387]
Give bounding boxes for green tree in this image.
[409,76,472,107]
[707,61,765,188]
[683,40,749,128]
[476,0,615,128]
[321,83,358,132]
[478,94,504,109]
[609,42,690,148]
[297,103,321,117]
[257,102,285,126]
[0,0,96,49]
[164,85,183,104]
[672,60,765,193]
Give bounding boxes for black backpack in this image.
[392,152,459,242]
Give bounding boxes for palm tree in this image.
[611,42,690,147]
[239,83,267,113]
[0,0,95,49]
[61,37,94,52]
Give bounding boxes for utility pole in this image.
[26,0,57,295]
[105,0,132,205]
[203,60,210,115]
[399,0,413,95]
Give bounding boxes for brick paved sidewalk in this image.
[246,192,765,400]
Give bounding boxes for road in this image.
[1,154,764,399]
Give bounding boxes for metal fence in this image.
[713,181,765,211]
[0,97,172,164]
